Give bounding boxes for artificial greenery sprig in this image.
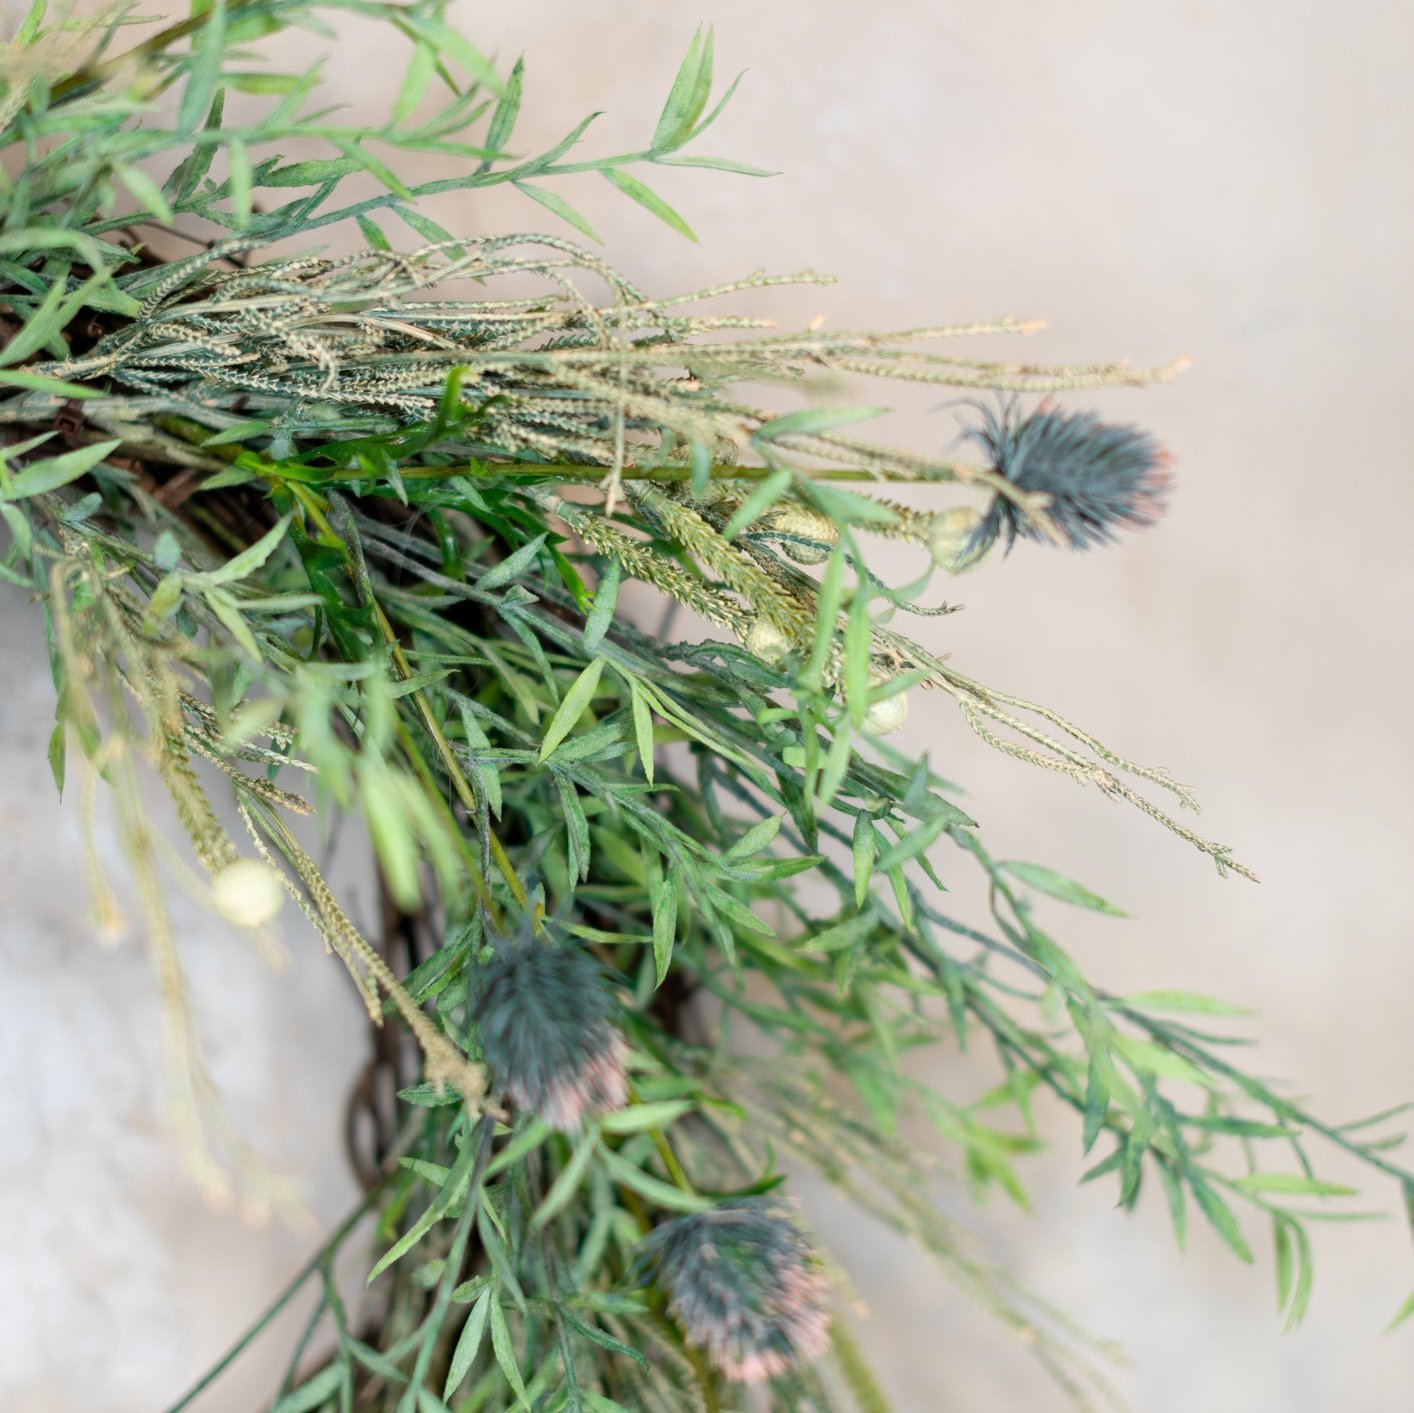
[4,4,1412,1411]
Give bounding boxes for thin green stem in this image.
[161,1172,390,1413]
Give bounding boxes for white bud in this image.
[745,618,792,665]
[212,859,285,929]
[927,506,986,573]
[862,675,909,735]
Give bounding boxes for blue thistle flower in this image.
[472,942,627,1132]
[637,1197,831,1383]
[965,398,1173,552]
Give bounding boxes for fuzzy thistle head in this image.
[472,942,627,1132]
[965,399,1172,552]
[637,1197,831,1383]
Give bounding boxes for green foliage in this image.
[3,4,1411,1411]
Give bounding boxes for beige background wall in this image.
[3,3,1413,1410]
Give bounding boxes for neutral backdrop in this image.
[3,3,1413,1410]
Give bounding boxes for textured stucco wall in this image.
[4,3,1413,1410]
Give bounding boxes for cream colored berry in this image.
[770,507,839,565]
[745,618,792,665]
[212,859,285,928]
[862,677,909,735]
[927,506,986,573]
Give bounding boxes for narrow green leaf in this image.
[397,1083,462,1110]
[1232,1173,1357,1198]
[270,1363,344,1413]
[484,56,524,154]
[803,911,877,956]
[511,180,602,238]
[843,583,872,726]
[393,39,435,124]
[601,168,697,242]
[1286,1222,1314,1328]
[265,157,361,189]
[16,0,47,47]
[443,1287,492,1399]
[629,679,655,786]
[348,1337,410,1384]
[599,1100,692,1135]
[354,212,391,251]
[598,1144,709,1212]
[1112,1036,1210,1088]
[1000,860,1126,916]
[1122,989,1251,1017]
[652,27,713,153]
[1335,1102,1414,1135]
[483,1119,551,1181]
[719,468,792,539]
[539,657,606,763]
[650,858,678,986]
[396,14,504,94]
[202,420,273,448]
[0,228,112,276]
[369,1140,478,1283]
[47,721,66,797]
[224,69,305,95]
[166,89,224,203]
[804,479,902,527]
[723,812,782,862]
[178,0,227,136]
[227,138,252,227]
[1384,1287,1414,1333]
[475,534,546,592]
[397,204,466,254]
[0,272,87,367]
[1081,1055,1109,1155]
[558,1310,649,1370]
[489,1295,532,1409]
[852,811,876,909]
[116,164,174,224]
[194,512,292,586]
[687,67,745,142]
[802,547,845,688]
[875,814,949,872]
[583,556,620,651]
[332,138,412,200]
[1273,1216,1294,1315]
[1155,1156,1187,1249]
[362,767,420,909]
[1190,1176,1253,1262]
[817,722,855,809]
[3,440,120,500]
[657,154,776,177]
[533,1131,598,1228]
[754,405,887,443]
[0,370,102,398]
